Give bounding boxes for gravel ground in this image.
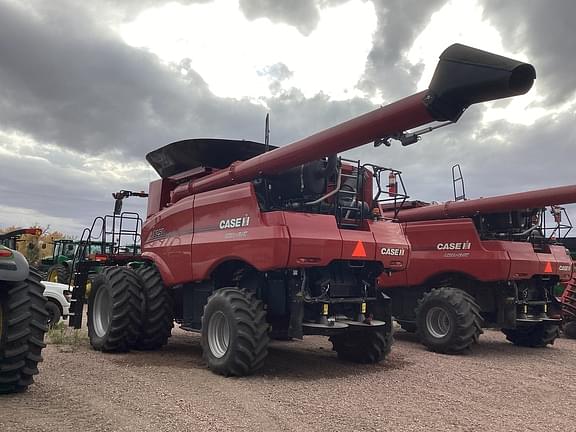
[1,327,574,432]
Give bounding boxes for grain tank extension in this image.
[82,44,535,376]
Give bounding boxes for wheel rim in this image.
[48,271,58,282]
[93,285,112,337]
[85,279,93,301]
[426,306,452,338]
[207,311,230,358]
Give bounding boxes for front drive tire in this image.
[45,301,62,328]
[416,287,483,354]
[502,323,559,347]
[564,321,576,339]
[88,267,143,352]
[47,264,70,284]
[330,327,393,364]
[0,274,48,394]
[201,288,269,377]
[133,266,173,350]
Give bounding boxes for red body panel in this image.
[378,218,572,289]
[142,183,410,286]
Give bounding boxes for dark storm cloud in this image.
[0,0,394,161]
[0,147,149,234]
[0,0,392,232]
[0,0,265,157]
[358,0,447,100]
[481,0,576,107]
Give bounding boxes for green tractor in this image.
[40,239,78,283]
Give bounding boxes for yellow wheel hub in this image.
[48,271,58,282]
[85,279,92,300]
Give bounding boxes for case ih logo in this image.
[436,241,472,251]
[559,265,571,272]
[380,248,406,256]
[150,228,167,240]
[219,216,251,230]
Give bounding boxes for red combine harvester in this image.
[379,186,575,353]
[69,44,535,376]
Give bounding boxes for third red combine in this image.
[379,185,575,353]
[68,44,535,375]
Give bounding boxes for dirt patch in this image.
[1,328,574,432]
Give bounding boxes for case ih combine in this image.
[379,185,575,353]
[67,44,535,376]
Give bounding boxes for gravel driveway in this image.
[1,327,574,432]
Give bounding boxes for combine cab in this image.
[69,44,535,375]
[379,185,575,352]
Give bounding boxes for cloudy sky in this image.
[1,0,575,236]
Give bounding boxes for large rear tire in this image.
[88,267,143,352]
[0,273,48,394]
[416,287,483,354]
[330,327,392,363]
[502,323,559,347]
[201,288,269,376]
[133,266,173,350]
[564,321,576,339]
[47,264,70,284]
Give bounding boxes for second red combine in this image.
[379,185,575,353]
[68,44,535,376]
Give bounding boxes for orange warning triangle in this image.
[544,262,553,273]
[352,241,367,257]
